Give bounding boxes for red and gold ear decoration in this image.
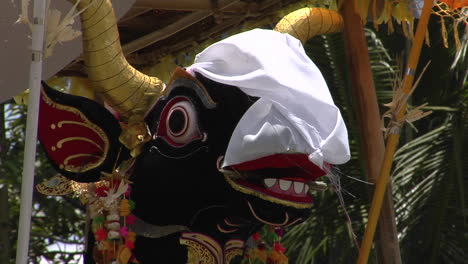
[38,82,122,182]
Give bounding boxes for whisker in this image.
[345,175,374,185]
[325,168,360,249]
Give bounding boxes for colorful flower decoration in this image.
[84,161,139,264]
[243,226,288,264]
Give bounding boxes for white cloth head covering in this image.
[187,29,350,169]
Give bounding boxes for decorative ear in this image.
[38,82,122,182]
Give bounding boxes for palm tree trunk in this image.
[340,1,401,263]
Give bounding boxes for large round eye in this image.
[159,98,201,145]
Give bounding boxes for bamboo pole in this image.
[15,0,47,263]
[357,0,434,263]
[340,1,401,263]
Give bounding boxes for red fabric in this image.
[38,88,107,171]
[230,154,327,181]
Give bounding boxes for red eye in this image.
[158,97,201,146]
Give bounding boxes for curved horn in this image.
[71,0,164,120]
[274,8,344,44]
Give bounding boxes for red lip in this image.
[227,154,328,204]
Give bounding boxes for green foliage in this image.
[282,20,467,263]
[0,102,86,264]
[393,114,467,264]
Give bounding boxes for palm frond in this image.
[392,113,467,263]
[283,27,399,263]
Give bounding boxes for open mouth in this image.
[219,154,328,208]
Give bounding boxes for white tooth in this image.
[304,184,309,194]
[279,180,292,191]
[264,178,277,188]
[293,182,304,194]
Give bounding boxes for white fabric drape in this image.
[188,29,350,169]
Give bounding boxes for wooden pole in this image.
[357,0,434,263]
[340,1,401,263]
[15,0,47,263]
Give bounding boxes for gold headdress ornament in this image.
[274,7,344,44]
[70,0,164,121]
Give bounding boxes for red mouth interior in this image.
[228,154,328,204]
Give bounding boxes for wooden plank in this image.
[122,0,241,55]
[134,0,248,12]
[122,11,212,55]
[120,7,152,23]
[339,1,402,263]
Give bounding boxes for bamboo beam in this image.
[134,0,248,12]
[340,1,401,263]
[127,16,243,67]
[357,0,435,263]
[122,11,212,55]
[120,7,152,23]
[122,0,241,55]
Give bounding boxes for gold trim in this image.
[247,201,289,227]
[224,218,241,227]
[57,120,105,137]
[164,67,217,107]
[216,224,238,234]
[223,173,312,209]
[64,153,102,167]
[224,239,244,264]
[180,233,222,264]
[41,88,110,173]
[57,137,104,151]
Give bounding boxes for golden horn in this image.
[274,7,344,44]
[70,0,164,120]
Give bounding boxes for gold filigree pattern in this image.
[224,240,244,264]
[180,232,222,264]
[35,174,90,197]
[180,233,246,263]
[36,174,75,196]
